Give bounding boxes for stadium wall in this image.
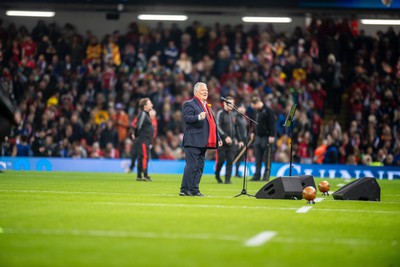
[1,157,399,180]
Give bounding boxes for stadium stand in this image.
[0,18,399,166]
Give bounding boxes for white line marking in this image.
[0,189,176,197]
[3,228,396,247]
[4,228,241,242]
[95,202,400,214]
[337,183,345,187]
[274,237,391,246]
[245,231,277,247]
[296,206,313,213]
[312,208,400,214]
[3,190,400,213]
[95,202,298,211]
[314,198,324,202]
[0,189,233,198]
[206,188,243,192]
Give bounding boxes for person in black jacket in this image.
[250,96,276,181]
[215,96,244,184]
[132,98,154,181]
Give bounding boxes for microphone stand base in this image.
[235,189,255,198]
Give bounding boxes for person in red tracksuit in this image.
[127,107,157,174]
[132,98,154,181]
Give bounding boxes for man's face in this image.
[224,99,234,111]
[238,106,246,114]
[251,101,262,111]
[144,100,153,112]
[195,84,208,102]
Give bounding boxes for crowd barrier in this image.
[1,157,399,180]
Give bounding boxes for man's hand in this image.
[238,141,244,148]
[218,140,223,147]
[268,136,275,144]
[131,134,136,140]
[198,112,207,120]
[225,136,232,145]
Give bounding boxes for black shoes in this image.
[179,191,205,197]
[179,190,193,196]
[142,176,152,182]
[137,176,152,182]
[249,177,261,182]
[224,180,232,184]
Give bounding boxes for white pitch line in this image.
[95,202,298,211]
[273,237,394,246]
[296,206,313,213]
[0,189,143,196]
[4,228,241,242]
[312,208,400,214]
[314,198,324,202]
[207,188,244,192]
[3,228,396,247]
[245,231,277,247]
[96,202,400,214]
[0,189,232,198]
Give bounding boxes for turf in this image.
[0,171,399,267]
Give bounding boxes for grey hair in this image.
[193,82,207,93]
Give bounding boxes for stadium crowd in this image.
[0,18,399,166]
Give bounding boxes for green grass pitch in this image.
[0,171,399,267]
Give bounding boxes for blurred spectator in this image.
[104,142,120,159]
[12,135,31,156]
[99,120,118,150]
[112,103,129,148]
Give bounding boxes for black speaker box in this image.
[332,177,380,201]
[298,175,316,189]
[255,176,307,200]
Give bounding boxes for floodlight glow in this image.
[138,14,188,21]
[242,17,292,23]
[6,10,55,17]
[360,19,400,25]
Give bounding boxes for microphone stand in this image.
[223,101,258,198]
[283,104,297,176]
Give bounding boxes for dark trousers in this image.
[253,136,273,180]
[129,140,139,170]
[215,144,236,183]
[137,140,150,178]
[181,146,206,194]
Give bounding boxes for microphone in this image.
[220,96,235,108]
[220,96,230,103]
